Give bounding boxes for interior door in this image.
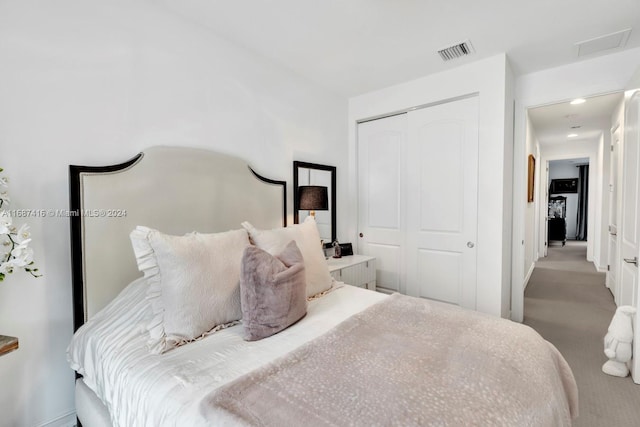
[619,90,640,308]
[357,113,407,294]
[606,125,620,299]
[620,89,640,383]
[544,162,549,257]
[404,96,479,308]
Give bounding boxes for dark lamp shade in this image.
[298,186,328,211]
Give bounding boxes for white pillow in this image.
[241,217,332,297]
[130,226,249,354]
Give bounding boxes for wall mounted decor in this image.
[527,154,535,203]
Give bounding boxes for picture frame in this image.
[527,154,535,203]
[549,178,578,194]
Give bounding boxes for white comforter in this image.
[67,278,386,427]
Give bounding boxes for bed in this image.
[67,146,579,426]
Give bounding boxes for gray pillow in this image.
[240,240,307,341]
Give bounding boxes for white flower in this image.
[14,223,31,244]
[0,213,12,234]
[0,260,14,275]
[11,243,34,267]
[0,191,9,207]
[0,167,40,281]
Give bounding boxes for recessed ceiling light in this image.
[567,133,578,138]
[570,98,586,105]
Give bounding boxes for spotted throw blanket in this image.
[201,293,578,426]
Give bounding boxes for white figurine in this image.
[602,306,636,377]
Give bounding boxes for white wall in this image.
[629,65,640,90]
[501,61,515,318]
[523,112,539,286]
[511,47,640,322]
[608,98,625,290]
[348,54,514,318]
[0,1,347,425]
[596,132,610,272]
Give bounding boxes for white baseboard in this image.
[523,262,535,291]
[37,411,76,427]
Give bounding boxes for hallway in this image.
[524,241,639,427]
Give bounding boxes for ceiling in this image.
[528,92,624,146]
[158,0,640,96]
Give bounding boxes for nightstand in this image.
[327,255,376,291]
[0,335,18,356]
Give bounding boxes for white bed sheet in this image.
[67,278,386,427]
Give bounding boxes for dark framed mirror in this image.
[293,161,336,243]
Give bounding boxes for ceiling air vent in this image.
[575,29,631,57]
[438,40,474,61]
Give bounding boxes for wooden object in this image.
[0,335,18,356]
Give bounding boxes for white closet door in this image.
[357,114,407,293]
[619,89,640,309]
[606,125,620,300]
[405,97,479,308]
[620,89,640,383]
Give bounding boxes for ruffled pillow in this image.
[130,226,249,354]
[240,240,307,341]
[241,216,332,297]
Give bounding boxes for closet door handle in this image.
[623,257,638,266]
[467,242,475,248]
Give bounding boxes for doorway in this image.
[509,91,623,321]
[526,92,623,270]
[547,158,590,251]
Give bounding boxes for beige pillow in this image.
[130,226,249,354]
[240,240,307,341]
[241,217,332,297]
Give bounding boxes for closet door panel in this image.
[406,96,478,308]
[357,114,407,293]
[417,249,461,302]
[367,243,401,292]
[418,122,464,233]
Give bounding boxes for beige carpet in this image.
[524,241,640,427]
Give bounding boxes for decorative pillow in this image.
[130,226,250,354]
[241,216,332,297]
[240,240,307,341]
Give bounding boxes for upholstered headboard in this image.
[69,146,286,331]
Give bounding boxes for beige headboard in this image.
[69,146,286,331]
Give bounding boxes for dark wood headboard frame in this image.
[69,151,286,333]
[69,153,140,333]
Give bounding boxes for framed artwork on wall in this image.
[527,154,535,203]
[549,178,578,194]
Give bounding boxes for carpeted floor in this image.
[524,241,640,427]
